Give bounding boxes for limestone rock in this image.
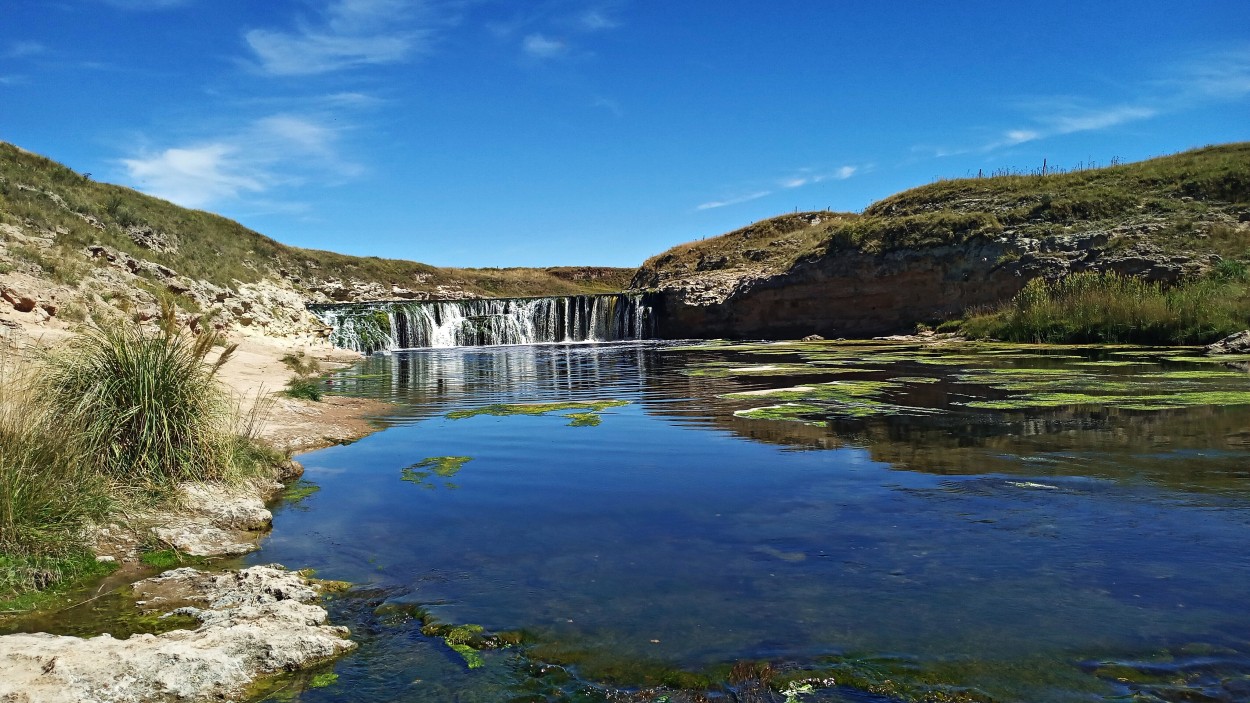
[1205,330,1250,355]
[0,565,356,703]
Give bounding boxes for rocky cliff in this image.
[633,143,1250,339]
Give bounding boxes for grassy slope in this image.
[0,142,632,299]
[635,143,1250,289]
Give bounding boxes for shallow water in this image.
[254,341,1250,702]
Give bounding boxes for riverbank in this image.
[0,318,388,702]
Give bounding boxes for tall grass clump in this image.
[39,301,247,492]
[1,348,112,597]
[963,271,1250,344]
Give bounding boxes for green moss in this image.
[890,376,942,383]
[447,400,628,426]
[140,548,209,570]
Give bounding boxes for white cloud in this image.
[1049,106,1157,134]
[122,144,264,209]
[244,0,432,76]
[523,33,567,59]
[697,191,772,211]
[0,75,27,86]
[120,113,359,209]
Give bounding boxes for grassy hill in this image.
[0,142,632,301]
[634,143,1250,291]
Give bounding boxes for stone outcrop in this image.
[0,565,356,703]
[634,229,1224,340]
[94,481,280,561]
[1206,330,1250,355]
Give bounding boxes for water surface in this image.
[251,341,1250,702]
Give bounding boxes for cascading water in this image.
[309,293,654,353]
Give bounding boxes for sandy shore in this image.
[213,335,390,454]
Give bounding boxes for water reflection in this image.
[261,341,1250,702]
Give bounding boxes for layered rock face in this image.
[637,232,1220,340]
[642,241,1020,339]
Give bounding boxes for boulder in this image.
[1,286,37,313]
[1205,330,1250,355]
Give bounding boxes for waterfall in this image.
[309,293,654,353]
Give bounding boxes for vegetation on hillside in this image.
[0,141,632,301]
[0,307,279,602]
[635,143,1250,290]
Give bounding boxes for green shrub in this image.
[283,376,323,402]
[39,301,245,490]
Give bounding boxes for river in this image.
[242,340,1250,702]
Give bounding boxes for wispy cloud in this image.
[5,41,46,59]
[98,0,195,9]
[1171,48,1250,100]
[591,96,622,117]
[698,164,858,210]
[244,0,433,76]
[696,190,773,211]
[496,2,623,59]
[522,33,567,59]
[779,166,856,189]
[0,75,27,86]
[120,113,359,209]
[578,7,621,31]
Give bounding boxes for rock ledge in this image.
[0,565,355,703]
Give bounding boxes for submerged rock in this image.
[0,565,355,703]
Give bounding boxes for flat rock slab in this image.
[0,565,355,703]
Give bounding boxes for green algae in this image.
[278,479,320,509]
[446,400,628,426]
[967,390,1250,411]
[734,402,828,425]
[308,672,340,688]
[682,362,836,378]
[1164,354,1250,363]
[722,379,900,403]
[890,376,942,384]
[401,456,472,490]
[565,412,602,427]
[1143,369,1246,379]
[725,379,943,421]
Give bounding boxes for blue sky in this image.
[3,1,1249,268]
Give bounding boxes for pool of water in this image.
[249,341,1250,702]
